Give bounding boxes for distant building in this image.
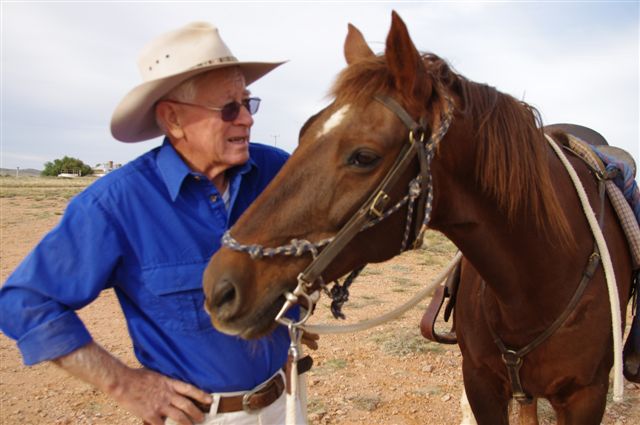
[57,170,81,178]
[92,161,122,177]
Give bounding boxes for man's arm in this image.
[53,342,212,425]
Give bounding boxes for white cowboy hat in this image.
[111,22,285,143]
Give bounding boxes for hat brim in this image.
[111,61,285,143]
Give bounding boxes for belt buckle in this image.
[241,391,256,413]
[241,376,274,413]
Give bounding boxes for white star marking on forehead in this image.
[317,105,350,138]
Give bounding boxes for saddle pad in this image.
[607,181,640,269]
[564,135,605,173]
[564,135,640,269]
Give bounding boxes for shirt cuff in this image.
[17,310,93,365]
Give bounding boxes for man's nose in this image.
[234,103,254,127]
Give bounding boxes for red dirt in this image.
[1,184,638,424]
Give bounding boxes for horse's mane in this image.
[331,53,572,245]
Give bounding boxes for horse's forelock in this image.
[330,55,390,107]
[330,53,454,120]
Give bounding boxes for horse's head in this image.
[203,12,459,338]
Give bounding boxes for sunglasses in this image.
[166,97,261,122]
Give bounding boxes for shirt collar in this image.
[157,139,192,201]
[157,138,257,202]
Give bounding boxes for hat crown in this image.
[136,22,238,82]
[112,22,284,143]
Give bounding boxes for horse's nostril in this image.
[211,279,239,319]
[219,283,235,306]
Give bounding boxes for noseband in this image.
[222,93,454,325]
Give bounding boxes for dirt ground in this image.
[1,177,638,425]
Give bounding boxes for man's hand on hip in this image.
[114,367,212,425]
[53,342,212,425]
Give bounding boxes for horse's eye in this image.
[347,149,381,168]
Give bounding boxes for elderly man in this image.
[0,22,310,425]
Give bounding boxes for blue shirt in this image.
[0,140,291,393]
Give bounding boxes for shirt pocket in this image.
[142,262,214,332]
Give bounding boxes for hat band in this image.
[191,55,239,70]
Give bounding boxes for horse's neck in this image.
[432,187,561,300]
[429,139,592,329]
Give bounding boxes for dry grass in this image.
[0,176,93,200]
[371,329,446,356]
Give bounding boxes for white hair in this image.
[155,73,207,133]
[164,76,200,103]
[154,67,243,134]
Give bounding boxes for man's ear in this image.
[155,101,184,140]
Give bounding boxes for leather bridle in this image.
[222,92,455,326]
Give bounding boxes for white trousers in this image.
[166,371,307,425]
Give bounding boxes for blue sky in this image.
[1,1,638,170]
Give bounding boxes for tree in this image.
[42,156,94,177]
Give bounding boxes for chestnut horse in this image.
[204,12,634,425]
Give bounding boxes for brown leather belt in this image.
[192,355,313,415]
[219,372,284,413]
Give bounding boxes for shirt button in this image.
[209,194,218,203]
[193,175,201,181]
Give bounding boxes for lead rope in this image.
[304,251,463,334]
[280,251,463,425]
[285,322,303,425]
[276,288,315,425]
[545,134,624,402]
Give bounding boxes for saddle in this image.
[420,124,640,383]
[554,127,640,269]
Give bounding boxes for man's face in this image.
[171,67,253,175]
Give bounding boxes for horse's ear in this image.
[385,11,428,99]
[344,23,374,65]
